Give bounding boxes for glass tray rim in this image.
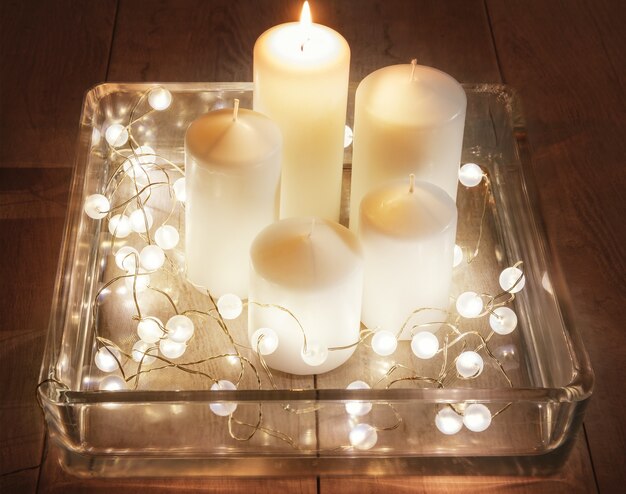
[39,82,594,407]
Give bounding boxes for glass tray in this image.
[39,82,593,477]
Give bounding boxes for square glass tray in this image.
[39,82,593,477]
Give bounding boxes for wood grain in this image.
[486,1,626,492]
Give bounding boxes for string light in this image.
[489,307,518,335]
[250,328,279,355]
[463,404,492,432]
[345,380,372,416]
[456,351,484,378]
[458,162,484,187]
[349,423,378,450]
[165,315,195,343]
[131,340,157,364]
[209,380,237,416]
[108,214,131,238]
[435,408,463,435]
[139,244,165,271]
[124,269,150,292]
[105,124,128,147]
[411,331,439,359]
[455,291,484,318]
[344,125,353,147]
[99,375,127,391]
[159,338,186,359]
[173,177,186,202]
[499,266,526,293]
[371,330,397,356]
[129,209,154,233]
[154,225,180,250]
[84,194,110,219]
[95,346,122,372]
[301,340,328,366]
[137,317,164,343]
[217,293,243,320]
[453,244,463,267]
[148,87,173,111]
[114,246,139,272]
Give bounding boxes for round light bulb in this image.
[411,331,439,359]
[139,244,165,271]
[209,380,238,416]
[489,307,518,335]
[148,87,172,111]
[159,338,186,359]
[131,340,157,365]
[301,340,329,367]
[124,269,150,292]
[217,293,243,320]
[499,266,526,293]
[455,291,484,318]
[135,145,156,165]
[173,177,186,202]
[371,330,397,357]
[129,209,154,233]
[165,314,195,343]
[345,380,372,417]
[154,225,179,250]
[137,317,164,343]
[108,214,131,238]
[250,328,279,356]
[95,346,122,373]
[459,163,484,187]
[344,125,353,148]
[84,194,110,219]
[463,404,492,432]
[115,246,139,272]
[122,156,148,186]
[453,244,463,267]
[456,351,484,378]
[105,123,129,147]
[99,375,127,391]
[435,407,464,435]
[349,423,378,450]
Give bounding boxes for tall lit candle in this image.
[359,176,457,339]
[349,61,466,229]
[185,101,282,298]
[253,2,350,221]
[249,217,363,375]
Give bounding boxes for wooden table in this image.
[1,1,624,492]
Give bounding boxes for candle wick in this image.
[410,58,418,82]
[233,98,240,121]
[409,173,415,193]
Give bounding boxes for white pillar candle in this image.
[359,176,457,340]
[249,217,363,375]
[253,2,350,221]
[185,101,281,298]
[349,61,466,229]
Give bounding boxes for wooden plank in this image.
[486,0,626,492]
[0,0,117,168]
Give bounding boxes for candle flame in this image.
[300,1,312,51]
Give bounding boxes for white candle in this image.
[185,101,281,298]
[349,61,466,229]
[359,176,457,340]
[249,217,363,375]
[253,2,350,221]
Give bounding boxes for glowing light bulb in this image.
[499,266,526,293]
[456,351,484,378]
[435,407,463,435]
[345,380,372,416]
[122,156,148,186]
[105,124,129,147]
[135,145,156,164]
[173,177,186,202]
[115,246,139,272]
[131,340,157,365]
[137,317,164,343]
[124,269,150,292]
[108,214,131,238]
[344,125,353,148]
[453,244,463,267]
[84,194,110,219]
[154,225,179,250]
[129,209,154,233]
[458,163,483,187]
[250,328,279,355]
[301,340,328,367]
[165,314,195,343]
[489,307,518,335]
[463,404,492,432]
[349,423,378,450]
[217,293,243,320]
[139,244,165,271]
[99,375,127,391]
[159,338,186,359]
[411,331,439,359]
[209,380,238,416]
[148,87,172,111]
[455,291,484,318]
[95,346,122,373]
[371,330,397,357]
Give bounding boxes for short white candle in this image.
[185,101,281,298]
[253,2,350,221]
[359,176,457,339]
[249,217,363,375]
[349,61,466,229]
